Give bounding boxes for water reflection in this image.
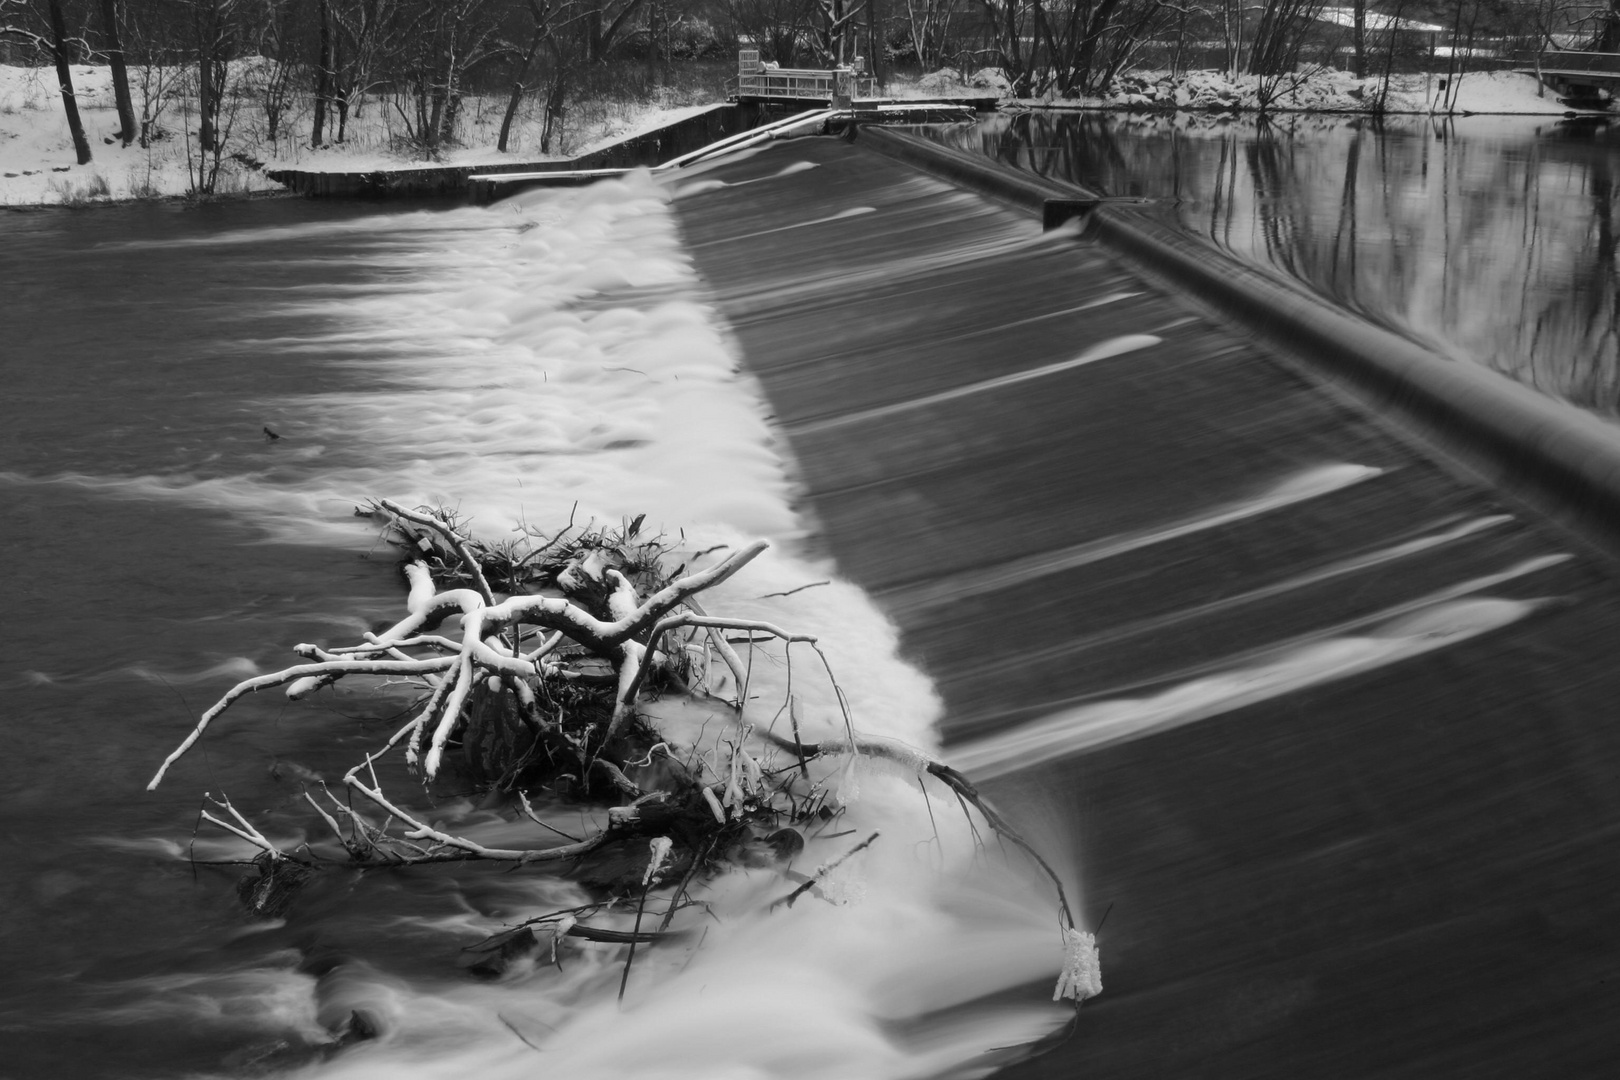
[933,111,1620,418]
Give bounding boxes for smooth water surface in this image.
[935,112,1620,417]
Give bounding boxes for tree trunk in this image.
[499,27,546,153]
[47,0,92,164]
[198,54,214,154]
[1249,0,1277,75]
[97,0,137,145]
[867,0,882,87]
[645,1,657,83]
[540,64,567,154]
[1353,0,1367,78]
[1077,0,1122,92]
[313,0,332,147]
[1600,0,1620,51]
[194,0,217,154]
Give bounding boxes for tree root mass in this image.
[147,501,1099,1034]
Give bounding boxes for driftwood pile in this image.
[146,501,1101,1007]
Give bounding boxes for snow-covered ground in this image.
[1,60,1588,206]
[1013,67,1583,115]
[0,62,714,205]
[898,64,1578,115]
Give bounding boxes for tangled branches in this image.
[147,502,1101,1006]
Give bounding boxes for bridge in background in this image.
[1519,49,1620,107]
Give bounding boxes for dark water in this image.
[931,111,1620,418]
[0,198,469,1075]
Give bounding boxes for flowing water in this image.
[931,111,1620,418]
[6,116,1620,1079]
[0,179,1070,1078]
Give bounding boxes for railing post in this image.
[833,67,854,109]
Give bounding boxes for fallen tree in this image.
[148,501,1102,1017]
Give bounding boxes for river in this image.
[929,110,1620,419]
[0,181,1065,1078]
[3,113,1619,1078]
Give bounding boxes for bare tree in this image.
[1597,0,1620,48]
[959,0,1178,99]
[1352,0,1366,76]
[47,0,92,162]
[387,0,507,154]
[810,0,862,64]
[96,0,139,143]
[582,0,648,60]
[241,0,296,148]
[497,0,565,150]
[904,0,954,70]
[1,0,93,163]
[976,0,1038,94]
[121,0,187,147]
[313,0,332,144]
[329,0,406,144]
[1248,0,1326,76]
[193,0,222,153]
[724,0,815,65]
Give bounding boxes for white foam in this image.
[950,557,1563,779]
[792,333,1166,434]
[892,462,1386,611]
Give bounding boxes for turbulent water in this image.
[0,177,1073,1077]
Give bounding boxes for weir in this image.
[7,122,1620,1078]
[672,137,1620,1075]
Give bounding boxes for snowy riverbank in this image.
[1,61,1596,206]
[0,62,714,206]
[1020,67,1589,115]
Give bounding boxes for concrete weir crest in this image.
[671,133,1620,1077]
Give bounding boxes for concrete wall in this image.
[265,102,748,199]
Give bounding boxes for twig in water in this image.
[619,882,652,1003]
[498,1014,544,1053]
[619,838,672,1002]
[774,831,879,909]
[918,774,942,862]
[517,792,585,843]
[758,580,830,600]
[658,836,716,933]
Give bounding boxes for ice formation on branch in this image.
[1055,927,1103,1002]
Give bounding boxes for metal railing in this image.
[734,50,876,100]
[737,69,877,99]
[1532,49,1620,74]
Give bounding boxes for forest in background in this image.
[2,0,1616,193]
